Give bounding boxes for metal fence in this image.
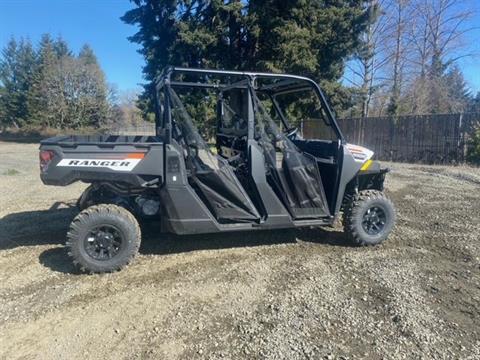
[304,113,480,164]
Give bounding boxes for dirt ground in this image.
[0,141,479,360]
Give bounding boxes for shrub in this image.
[467,126,480,165]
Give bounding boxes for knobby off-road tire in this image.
[66,204,141,273]
[343,190,396,246]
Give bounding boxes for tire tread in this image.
[66,204,141,274]
[343,190,395,246]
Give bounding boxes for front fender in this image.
[349,164,389,194]
[334,144,388,215]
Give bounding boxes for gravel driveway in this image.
[0,141,479,359]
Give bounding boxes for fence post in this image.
[389,116,395,161]
[457,113,463,163]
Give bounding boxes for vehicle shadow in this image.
[295,227,353,247]
[1,204,349,274]
[140,225,298,255]
[140,223,351,256]
[0,202,78,251]
[0,203,81,274]
[39,247,80,274]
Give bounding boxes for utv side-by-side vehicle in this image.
[39,67,396,273]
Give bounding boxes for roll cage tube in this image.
[154,66,345,143]
[268,94,291,131]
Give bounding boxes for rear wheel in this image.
[66,204,141,273]
[343,190,396,246]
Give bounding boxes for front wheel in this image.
[66,204,141,273]
[343,190,396,246]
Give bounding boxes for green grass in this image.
[3,169,20,176]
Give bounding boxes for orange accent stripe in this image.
[126,153,145,159]
[347,145,364,151]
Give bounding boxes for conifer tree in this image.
[1,34,111,129]
[122,0,371,118]
[0,37,37,127]
[78,44,98,66]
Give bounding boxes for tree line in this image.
[1,1,478,132]
[123,0,479,120]
[121,0,372,117]
[347,0,479,118]
[0,34,110,129]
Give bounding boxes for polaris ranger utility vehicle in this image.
[39,67,396,273]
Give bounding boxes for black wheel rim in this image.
[84,225,124,261]
[362,206,387,236]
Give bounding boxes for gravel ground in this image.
[0,141,479,360]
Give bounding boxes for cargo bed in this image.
[39,135,165,187]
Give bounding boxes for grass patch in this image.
[3,169,20,176]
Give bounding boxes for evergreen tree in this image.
[401,63,472,115]
[444,65,470,112]
[29,42,109,128]
[122,0,371,118]
[16,38,37,123]
[53,36,72,58]
[28,34,60,126]
[78,44,99,66]
[0,38,19,127]
[37,34,56,64]
[0,37,37,127]
[0,34,111,129]
[469,92,480,113]
[0,83,5,122]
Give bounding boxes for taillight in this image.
[39,150,55,172]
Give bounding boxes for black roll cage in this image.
[155,66,345,144]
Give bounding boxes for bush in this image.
[467,126,480,165]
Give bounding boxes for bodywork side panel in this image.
[334,147,362,215]
[159,144,219,234]
[159,143,296,234]
[335,147,388,215]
